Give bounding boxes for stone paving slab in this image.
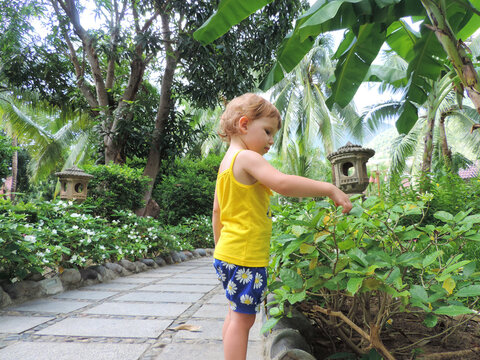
[156,340,263,360]
[157,277,219,285]
[37,317,172,338]
[53,290,118,300]
[168,272,217,279]
[6,299,90,314]
[141,284,217,293]
[115,292,203,303]
[207,293,228,304]
[0,316,54,333]
[0,341,150,360]
[83,282,139,291]
[110,277,159,284]
[83,302,190,317]
[191,304,226,319]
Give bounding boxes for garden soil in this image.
[297,300,480,360]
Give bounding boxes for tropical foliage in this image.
[194,0,480,135]
[265,193,480,358]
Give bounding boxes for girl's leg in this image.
[223,311,256,360]
[222,307,232,340]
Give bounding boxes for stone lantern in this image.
[55,166,94,202]
[327,142,375,195]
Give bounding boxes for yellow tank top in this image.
[214,150,273,267]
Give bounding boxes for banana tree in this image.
[194,0,480,135]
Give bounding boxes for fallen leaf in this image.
[171,324,201,332]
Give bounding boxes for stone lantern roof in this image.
[327,142,375,161]
[55,166,93,179]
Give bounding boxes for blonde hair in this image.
[218,93,281,142]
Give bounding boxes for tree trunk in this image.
[10,136,18,201]
[137,13,178,217]
[438,111,452,168]
[421,107,435,192]
[421,0,480,116]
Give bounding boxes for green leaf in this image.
[347,277,363,295]
[433,305,474,316]
[300,243,316,254]
[461,214,480,224]
[261,316,280,334]
[423,313,438,328]
[326,23,386,109]
[455,285,480,297]
[193,0,274,45]
[434,211,454,223]
[423,250,443,268]
[410,285,428,303]
[338,239,355,251]
[286,290,306,304]
[280,268,303,290]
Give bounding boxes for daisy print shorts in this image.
[213,259,267,314]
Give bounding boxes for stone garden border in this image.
[262,295,318,360]
[0,248,213,309]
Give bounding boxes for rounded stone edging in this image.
[262,295,317,360]
[0,248,214,309]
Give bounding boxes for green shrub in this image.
[154,154,220,225]
[82,163,151,219]
[166,215,214,249]
[265,196,480,358]
[0,198,191,282]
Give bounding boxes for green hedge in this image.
[82,163,151,219]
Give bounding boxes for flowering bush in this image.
[0,199,193,282]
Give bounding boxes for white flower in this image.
[70,213,81,218]
[261,289,267,302]
[99,245,106,250]
[24,235,36,243]
[217,268,226,282]
[223,262,235,270]
[52,229,57,235]
[72,225,79,230]
[227,280,237,295]
[255,303,262,313]
[240,294,254,305]
[235,268,253,284]
[253,273,263,289]
[229,301,237,311]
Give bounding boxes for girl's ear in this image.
[238,116,249,133]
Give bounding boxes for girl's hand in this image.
[331,188,352,214]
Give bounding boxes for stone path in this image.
[0,257,265,359]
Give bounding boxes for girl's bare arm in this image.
[237,150,352,213]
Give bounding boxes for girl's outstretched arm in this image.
[236,150,352,213]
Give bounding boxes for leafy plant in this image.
[265,197,480,359]
[82,164,151,219]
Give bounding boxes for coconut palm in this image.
[269,36,364,178]
[0,89,94,185]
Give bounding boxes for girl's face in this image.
[242,116,278,155]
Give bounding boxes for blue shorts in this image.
[213,259,267,314]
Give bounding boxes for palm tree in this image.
[269,37,364,178]
[0,89,94,187]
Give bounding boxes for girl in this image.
[212,93,351,360]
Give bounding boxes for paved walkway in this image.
[0,257,265,359]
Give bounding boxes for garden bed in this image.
[297,300,480,360]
